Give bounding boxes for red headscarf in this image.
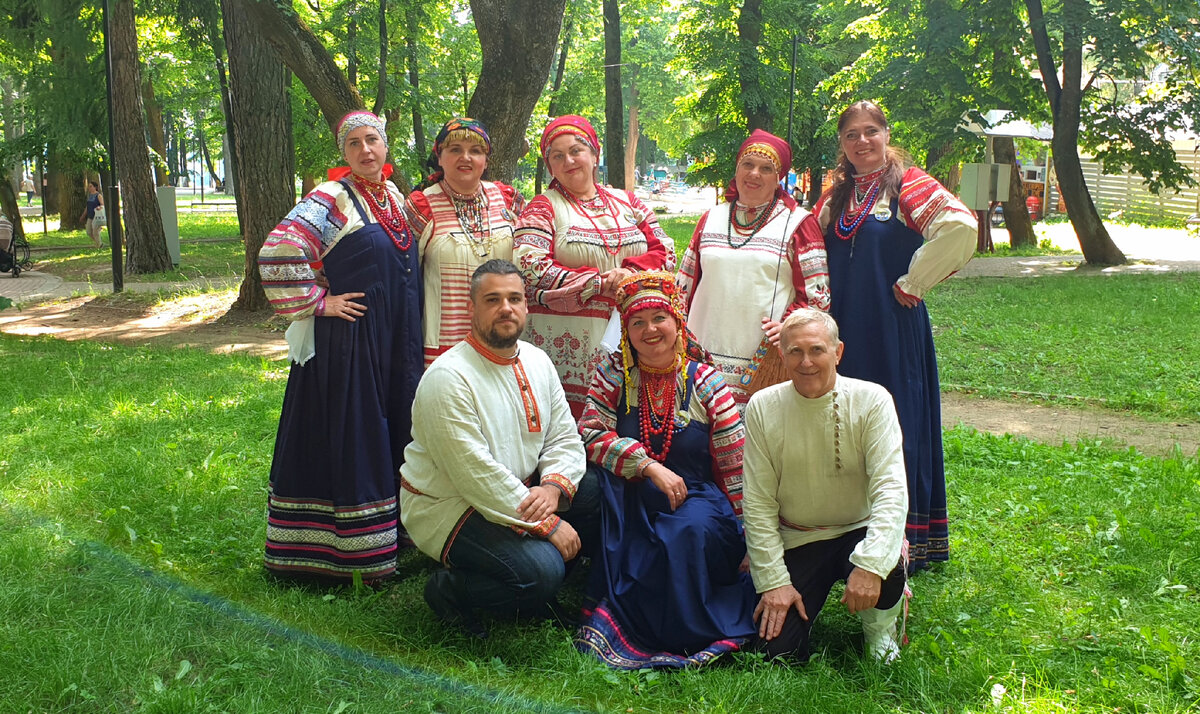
[540,115,601,159]
[724,129,796,208]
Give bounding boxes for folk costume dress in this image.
[514,185,675,415]
[677,200,830,411]
[576,354,756,668]
[258,177,422,581]
[814,165,975,569]
[405,180,525,367]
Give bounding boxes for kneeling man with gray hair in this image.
[742,308,908,662]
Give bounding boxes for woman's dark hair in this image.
[825,101,910,220]
[88,180,100,190]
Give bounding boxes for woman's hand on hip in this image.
[892,283,920,308]
[319,292,367,321]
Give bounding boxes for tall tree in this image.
[1026,0,1124,264]
[111,0,171,273]
[142,76,169,186]
[992,135,1036,248]
[735,0,770,132]
[222,0,295,311]
[602,0,624,188]
[466,0,568,181]
[534,13,574,195]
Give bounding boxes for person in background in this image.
[21,176,34,206]
[814,100,975,571]
[80,181,104,248]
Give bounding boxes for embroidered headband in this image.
[336,111,388,155]
[434,117,492,156]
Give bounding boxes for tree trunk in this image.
[0,179,26,244]
[992,136,1036,248]
[143,75,169,186]
[223,0,296,311]
[213,52,240,200]
[602,0,625,189]
[406,3,426,162]
[624,82,639,190]
[49,152,85,231]
[346,0,357,87]
[112,0,170,273]
[535,15,573,195]
[301,173,318,196]
[1026,0,1124,265]
[467,0,568,182]
[736,0,771,132]
[198,117,223,190]
[372,0,387,115]
[236,0,364,129]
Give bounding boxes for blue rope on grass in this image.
[6,507,583,714]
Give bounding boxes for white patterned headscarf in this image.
[336,111,388,155]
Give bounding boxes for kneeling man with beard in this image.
[400,259,598,638]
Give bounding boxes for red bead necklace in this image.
[638,362,679,461]
[556,184,623,256]
[351,174,413,251]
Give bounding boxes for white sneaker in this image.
[859,600,903,662]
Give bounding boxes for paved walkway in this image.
[0,271,241,304]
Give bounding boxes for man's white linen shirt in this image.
[399,337,586,560]
[742,375,908,593]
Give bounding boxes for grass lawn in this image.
[28,213,245,283]
[928,274,1200,421]
[3,268,1200,711]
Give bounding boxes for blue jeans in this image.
[430,469,599,618]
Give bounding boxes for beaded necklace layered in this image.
[637,360,679,461]
[725,194,778,249]
[833,165,886,242]
[555,183,623,256]
[350,174,412,251]
[441,180,492,257]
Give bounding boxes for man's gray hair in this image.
[780,308,840,344]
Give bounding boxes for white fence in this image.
[1047,145,1200,224]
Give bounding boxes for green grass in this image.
[28,213,245,283]
[1,334,1198,712]
[929,274,1200,420]
[657,214,700,257]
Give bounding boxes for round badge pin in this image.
[873,205,892,222]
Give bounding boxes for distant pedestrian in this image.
[20,176,34,206]
[79,181,104,248]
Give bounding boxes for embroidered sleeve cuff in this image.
[894,277,925,301]
[540,473,576,502]
[526,514,562,538]
[633,457,656,480]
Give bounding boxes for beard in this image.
[480,318,523,350]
